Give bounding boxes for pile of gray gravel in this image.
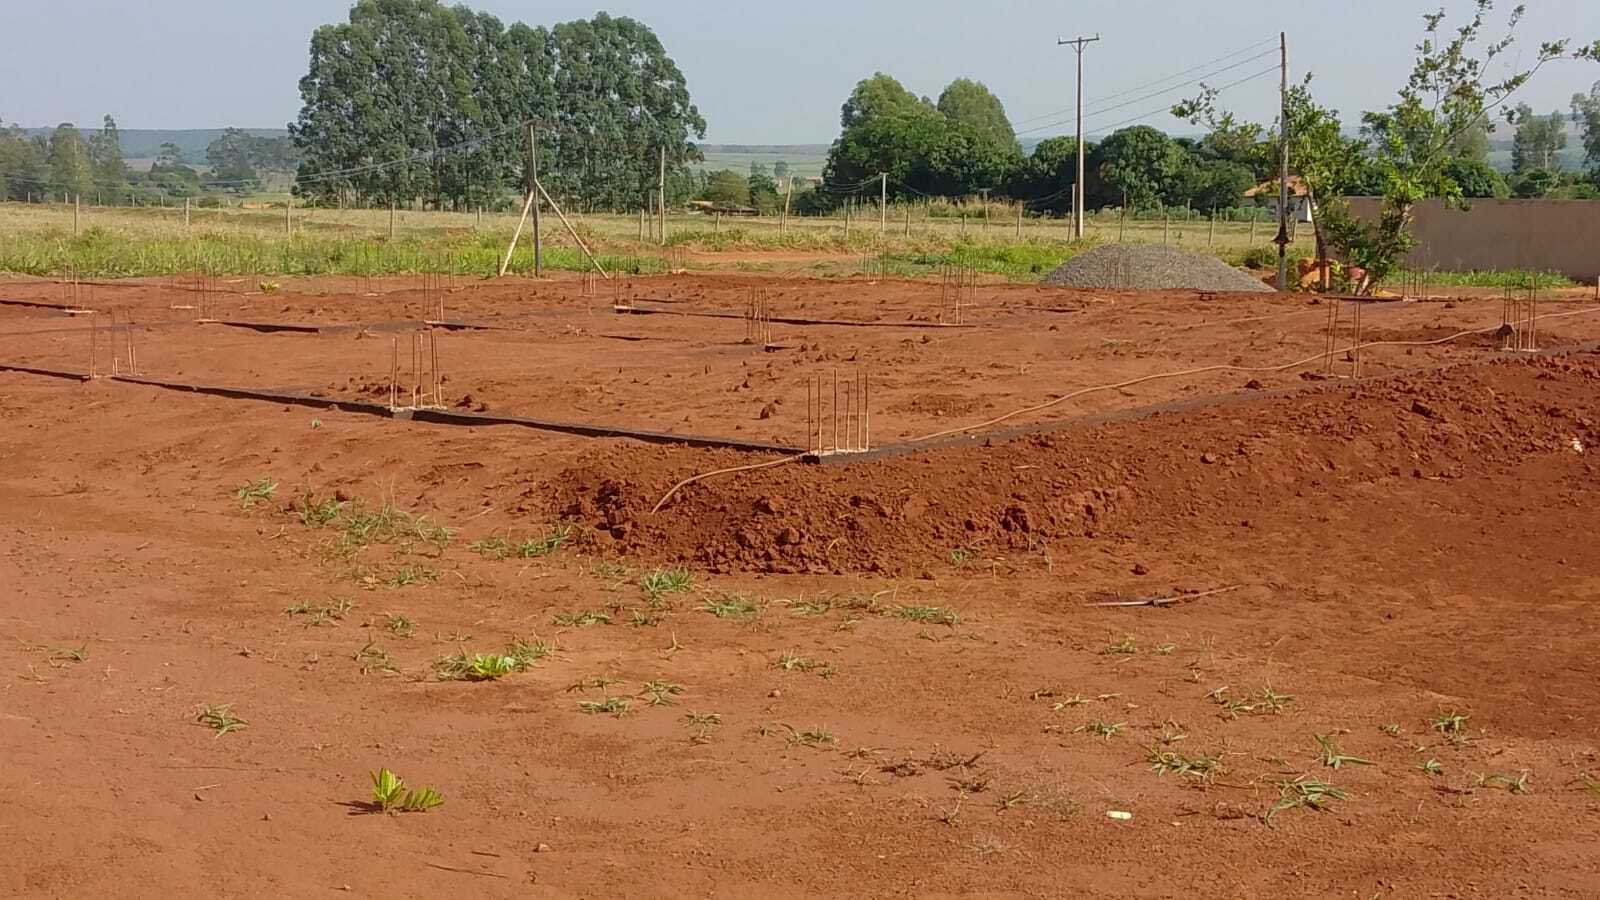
[1043,244,1275,293]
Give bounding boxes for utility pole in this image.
[781,178,793,234]
[528,122,542,277]
[1275,31,1291,292]
[1267,31,1292,288]
[658,147,667,246]
[879,173,887,234]
[1058,33,1100,241]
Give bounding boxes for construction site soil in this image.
[3,271,1599,898]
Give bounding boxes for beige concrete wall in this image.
[1343,197,1600,282]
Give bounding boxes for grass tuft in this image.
[195,704,247,737]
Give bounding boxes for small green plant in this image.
[385,614,415,638]
[354,642,398,675]
[1431,711,1470,738]
[629,609,663,627]
[1075,721,1126,740]
[507,636,557,667]
[295,495,343,527]
[369,768,444,813]
[895,605,960,626]
[235,476,277,510]
[1212,685,1296,718]
[1379,723,1401,737]
[1314,734,1374,770]
[195,704,247,737]
[1148,747,1221,780]
[699,595,760,619]
[38,644,89,667]
[287,598,355,627]
[1418,759,1445,776]
[683,711,722,743]
[472,527,571,560]
[786,725,836,748]
[640,568,693,600]
[552,610,612,627]
[1475,771,1531,794]
[1103,635,1138,655]
[640,680,684,706]
[948,547,971,567]
[995,789,1034,811]
[566,674,622,693]
[1266,776,1348,823]
[1580,774,1600,797]
[578,696,631,717]
[435,639,548,682]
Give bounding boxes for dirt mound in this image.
[1044,243,1275,292]
[553,354,1600,574]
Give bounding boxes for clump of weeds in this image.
[1265,776,1347,823]
[895,605,959,626]
[640,568,693,601]
[195,704,248,737]
[1314,734,1374,770]
[235,476,277,510]
[368,768,443,813]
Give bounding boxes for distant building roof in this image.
[1244,175,1311,199]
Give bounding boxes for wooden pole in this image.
[843,199,851,242]
[389,200,396,240]
[781,180,793,234]
[1276,31,1291,292]
[498,187,536,277]
[184,197,190,228]
[527,122,542,277]
[905,206,911,237]
[1016,205,1023,241]
[285,200,292,236]
[880,173,887,235]
[73,195,80,236]
[658,146,667,246]
[536,180,608,279]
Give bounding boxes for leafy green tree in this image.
[1094,125,1185,208]
[1179,157,1256,211]
[772,160,790,180]
[1443,157,1508,197]
[0,121,48,201]
[1510,103,1568,172]
[88,115,130,197]
[289,3,702,210]
[936,78,1017,147]
[207,128,261,189]
[1449,116,1494,162]
[703,169,750,204]
[1012,136,1091,214]
[149,142,202,197]
[1508,166,1557,196]
[1571,81,1600,177]
[839,73,930,130]
[747,162,778,211]
[47,123,92,199]
[1319,2,1598,289]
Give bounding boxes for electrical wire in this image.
[1016,49,1278,137]
[1010,36,1278,127]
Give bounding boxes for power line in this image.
[1010,36,1278,128]
[1017,49,1278,137]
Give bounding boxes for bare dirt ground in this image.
[3,272,1600,898]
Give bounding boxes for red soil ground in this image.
[3,272,1599,897]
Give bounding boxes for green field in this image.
[693,144,829,179]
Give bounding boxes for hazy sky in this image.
[3,1,1597,143]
